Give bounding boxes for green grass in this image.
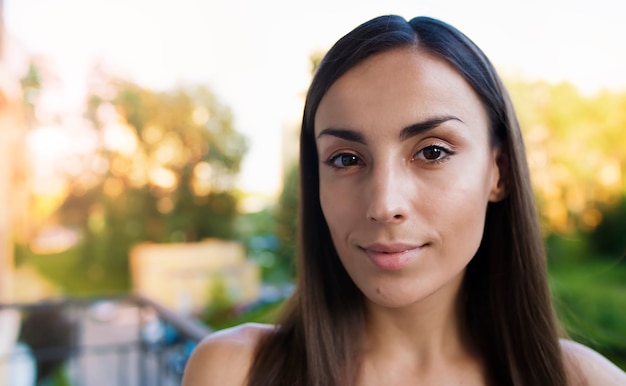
[549,258,626,370]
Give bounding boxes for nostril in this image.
[369,212,405,223]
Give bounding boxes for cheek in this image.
[319,181,361,242]
[442,193,487,241]
[320,187,345,230]
[430,168,493,254]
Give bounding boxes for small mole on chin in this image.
[376,288,381,294]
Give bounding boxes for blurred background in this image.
[0,0,624,384]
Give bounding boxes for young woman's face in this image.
[314,48,505,309]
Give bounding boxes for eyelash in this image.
[324,144,454,169]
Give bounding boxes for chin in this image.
[362,282,434,308]
[359,273,464,310]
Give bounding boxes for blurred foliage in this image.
[550,256,626,369]
[508,79,626,370]
[18,66,247,294]
[273,163,299,281]
[203,299,284,331]
[71,78,247,240]
[20,62,42,123]
[507,80,626,235]
[232,163,298,284]
[200,275,284,330]
[14,57,626,369]
[586,195,626,257]
[200,277,239,328]
[234,207,283,282]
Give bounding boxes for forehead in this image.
[314,48,488,136]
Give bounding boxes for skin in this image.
[315,47,502,385]
[181,48,626,386]
[315,47,502,313]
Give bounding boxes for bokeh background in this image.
[0,0,624,380]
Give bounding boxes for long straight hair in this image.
[248,15,567,385]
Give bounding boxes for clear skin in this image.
[181,47,626,386]
[316,48,502,310]
[315,47,503,384]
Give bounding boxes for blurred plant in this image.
[19,65,247,293]
[273,163,299,281]
[586,195,626,258]
[19,61,42,125]
[510,80,626,369]
[550,259,626,369]
[235,209,282,283]
[201,275,285,330]
[200,277,237,329]
[507,80,626,236]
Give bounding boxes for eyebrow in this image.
[399,115,463,141]
[316,128,366,143]
[316,115,462,143]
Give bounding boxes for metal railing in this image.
[0,294,212,386]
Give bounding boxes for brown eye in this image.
[413,145,453,163]
[328,153,362,168]
[422,146,443,160]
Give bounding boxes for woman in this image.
[182,15,626,385]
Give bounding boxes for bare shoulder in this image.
[560,339,626,386]
[182,323,274,386]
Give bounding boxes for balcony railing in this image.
[0,294,212,386]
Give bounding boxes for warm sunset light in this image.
[5,0,624,197]
[0,1,625,379]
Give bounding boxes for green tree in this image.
[54,78,247,293]
[507,80,626,369]
[506,80,626,236]
[273,163,299,281]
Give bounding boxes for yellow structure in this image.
[130,239,260,315]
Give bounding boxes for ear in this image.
[489,146,508,202]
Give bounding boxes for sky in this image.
[4,0,626,196]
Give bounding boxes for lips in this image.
[364,242,419,254]
[360,242,425,271]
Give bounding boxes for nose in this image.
[365,162,410,224]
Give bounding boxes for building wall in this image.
[130,239,260,315]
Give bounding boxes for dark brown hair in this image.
[248,15,567,385]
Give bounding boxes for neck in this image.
[361,273,475,365]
